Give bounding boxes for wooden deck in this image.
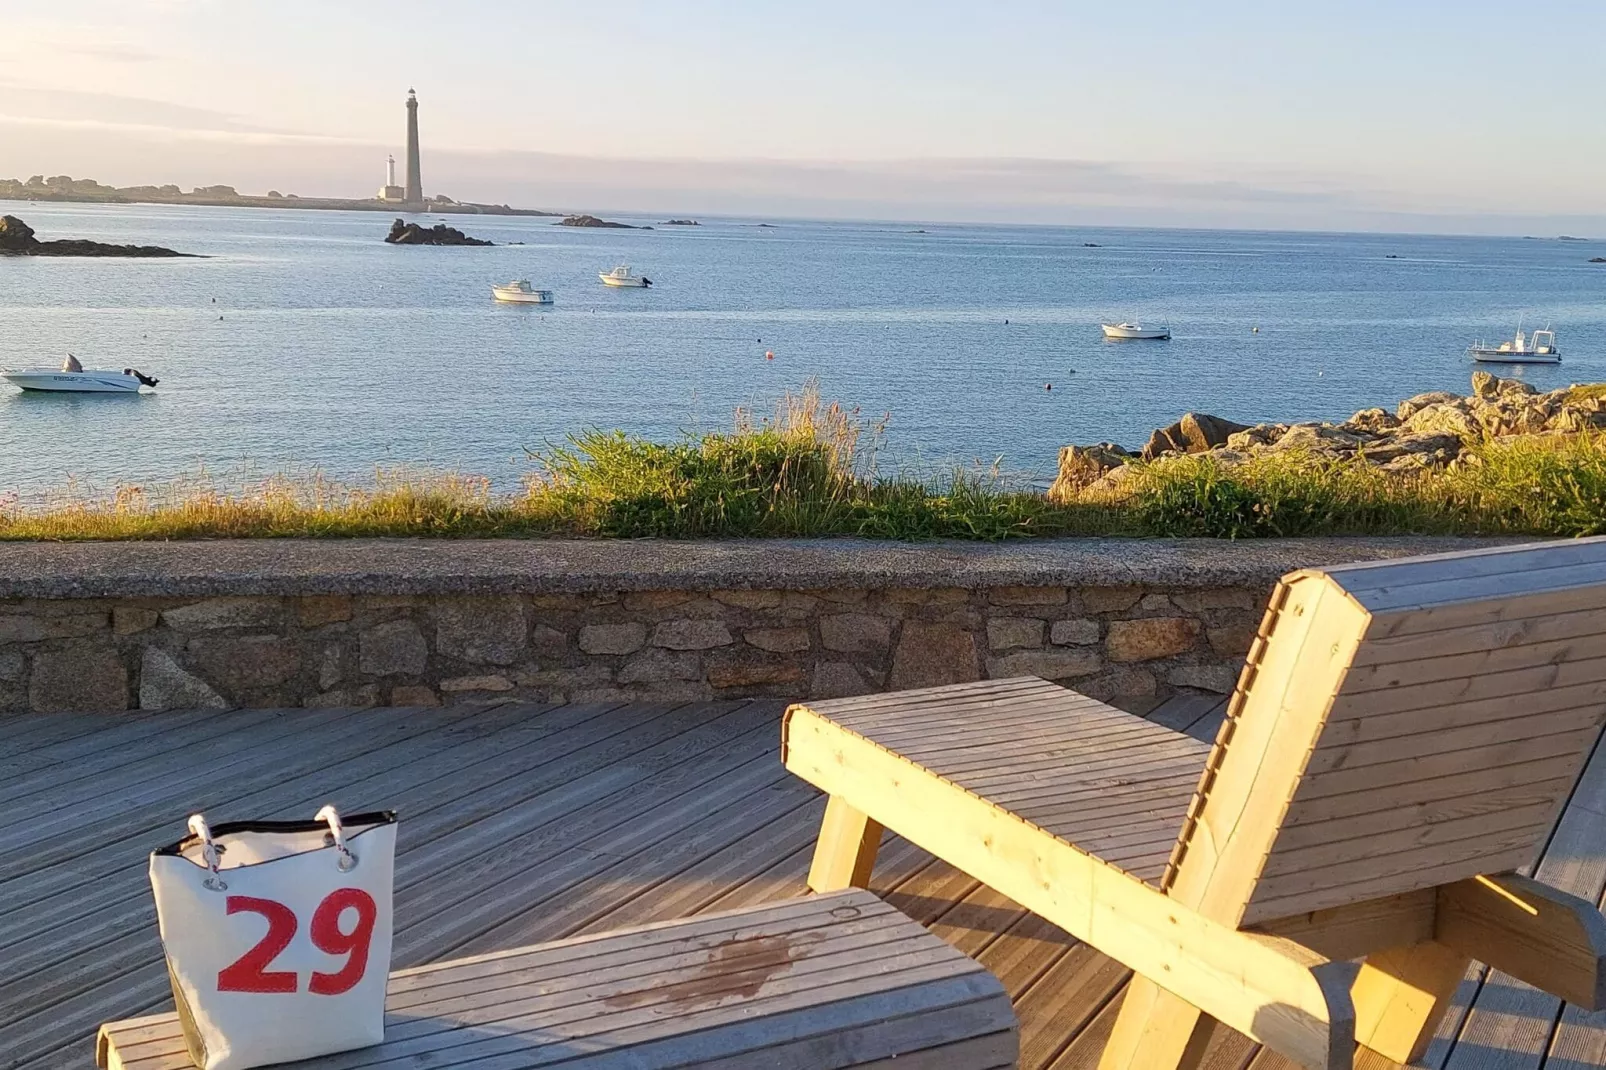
[2,694,1603,1070]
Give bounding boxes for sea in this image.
[2,200,1602,498]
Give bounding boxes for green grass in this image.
[5,386,1606,541]
[1126,434,1606,538]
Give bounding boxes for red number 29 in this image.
[215,889,377,996]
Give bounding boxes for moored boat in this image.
[1100,320,1171,340]
[491,280,554,304]
[2,367,158,393]
[1468,325,1560,364]
[599,265,652,287]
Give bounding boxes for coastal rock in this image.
[1226,424,1287,451]
[1052,368,1606,500]
[1590,257,1606,263]
[0,214,193,257]
[1404,402,1478,439]
[1359,431,1462,464]
[1270,423,1365,454]
[384,218,493,246]
[1142,412,1250,460]
[1083,462,1143,498]
[1397,391,1461,422]
[661,219,700,226]
[0,215,36,251]
[1471,370,1501,400]
[557,215,640,229]
[1342,407,1400,434]
[1047,443,1130,501]
[1552,407,1606,433]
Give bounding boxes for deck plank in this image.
[2,691,1603,1070]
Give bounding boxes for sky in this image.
[1,0,1602,233]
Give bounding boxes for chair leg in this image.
[1350,940,1470,1065]
[1099,975,1221,1070]
[807,795,883,892]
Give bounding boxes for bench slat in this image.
[97,890,1016,1070]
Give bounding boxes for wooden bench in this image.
[96,890,1017,1069]
[783,538,1606,1070]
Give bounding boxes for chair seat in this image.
[804,678,1211,883]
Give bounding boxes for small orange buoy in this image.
[765,350,774,361]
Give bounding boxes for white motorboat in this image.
[2,368,158,393]
[1468,325,1560,364]
[1101,320,1171,340]
[491,280,554,304]
[599,265,652,288]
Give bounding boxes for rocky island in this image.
[0,215,195,257]
[661,219,700,226]
[1050,370,1606,500]
[557,215,647,229]
[384,219,493,246]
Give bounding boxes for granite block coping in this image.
[0,536,1522,600]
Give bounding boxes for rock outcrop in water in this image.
[556,215,645,229]
[0,214,196,257]
[1049,371,1606,501]
[384,218,493,246]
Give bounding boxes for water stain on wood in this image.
[605,930,826,1011]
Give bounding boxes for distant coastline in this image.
[0,176,560,217]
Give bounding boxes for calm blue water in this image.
[2,200,1602,496]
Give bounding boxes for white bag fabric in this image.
[149,807,397,1070]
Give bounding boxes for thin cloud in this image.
[0,81,368,145]
[53,42,162,63]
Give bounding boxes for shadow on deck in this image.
[0,694,1601,1069]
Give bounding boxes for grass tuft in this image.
[5,385,1606,541]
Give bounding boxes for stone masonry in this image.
[0,536,1508,714]
[0,584,1269,713]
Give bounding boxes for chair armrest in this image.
[1438,873,1606,1009]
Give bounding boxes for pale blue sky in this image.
[2,1,1601,231]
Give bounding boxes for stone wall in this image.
[0,536,1508,713]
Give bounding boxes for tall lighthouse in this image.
[403,88,423,208]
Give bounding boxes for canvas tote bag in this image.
[149,806,397,1070]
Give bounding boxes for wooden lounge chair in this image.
[96,890,1018,1069]
[783,539,1606,1069]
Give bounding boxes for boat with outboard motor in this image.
[1468,324,1560,364]
[599,265,651,287]
[2,365,159,393]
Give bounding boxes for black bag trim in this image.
[152,810,397,857]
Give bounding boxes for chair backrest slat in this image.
[1164,537,1606,929]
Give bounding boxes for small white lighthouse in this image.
[377,154,405,202]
